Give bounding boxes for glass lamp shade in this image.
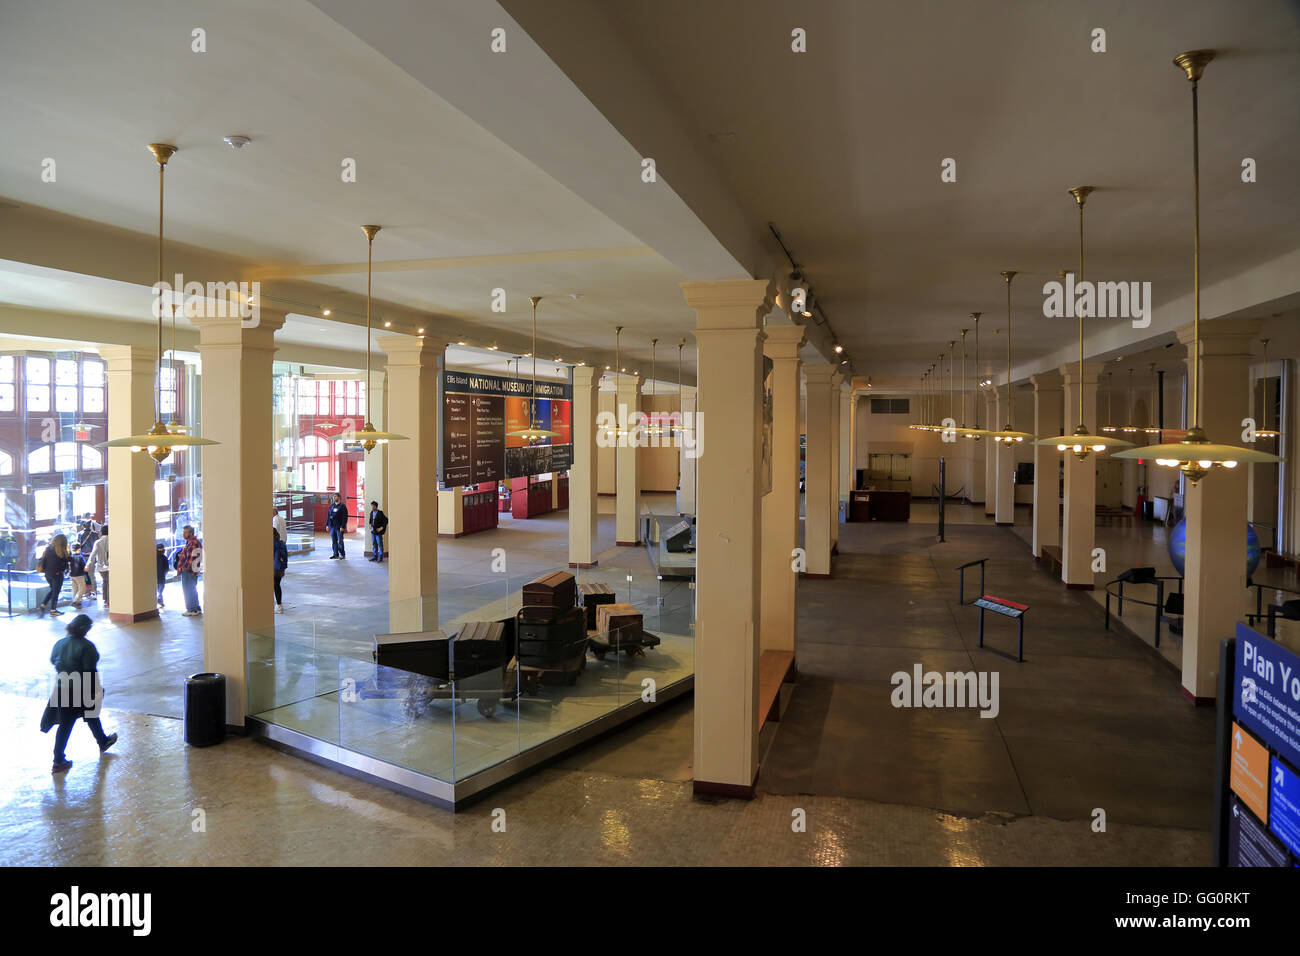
[1113,427,1281,484]
[340,420,409,454]
[988,429,1036,444]
[100,420,218,464]
[1035,425,1134,462]
[507,427,561,443]
[959,426,992,441]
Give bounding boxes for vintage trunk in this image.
[579,581,616,630]
[516,606,586,669]
[452,620,508,679]
[373,630,450,679]
[596,603,643,643]
[522,570,577,609]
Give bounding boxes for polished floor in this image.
[2,495,1214,865]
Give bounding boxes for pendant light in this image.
[507,296,560,442]
[340,225,407,452]
[1036,187,1133,460]
[962,313,991,439]
[646,338,663,436]
[1144,363,1162,436]
[1121,369,1140,434]
[102,144,219,462]
[1255,340,1280,440]
[989,272,1035,444]
[1101,370,1117,433]
[1116,51,1279,480]
[605,326,628,439]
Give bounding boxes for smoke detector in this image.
[222,135,251,149]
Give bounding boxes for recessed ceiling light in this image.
[417,328,425,335]
[569,293,582,300]
[383,320,391,328]
[322,309,331,316]
[222,135,251,149]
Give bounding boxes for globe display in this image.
[1168,519,1261,578]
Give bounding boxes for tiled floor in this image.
[1,496,1213,865]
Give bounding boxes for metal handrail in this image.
[1103,573,1183,648]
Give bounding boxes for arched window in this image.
[81,444,103,470]
[27,445,50,474]
[0,449,12,476]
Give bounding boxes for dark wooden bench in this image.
[759,650,796,729]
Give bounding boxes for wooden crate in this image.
[452,620,507,678]
[522,570,577,609]
[579,582,616,630]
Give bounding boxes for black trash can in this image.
[185,672,226,747]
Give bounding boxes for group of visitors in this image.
[325,494,387,562]
[32,520,205,618]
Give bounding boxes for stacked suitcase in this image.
[452,620,508,680]
[578,582,616,631]
[517,571,587,680]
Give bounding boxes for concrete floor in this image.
[1,493,1214,865]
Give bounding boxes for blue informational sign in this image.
[1229,796,1291,867]
[1232,623,1300,771]
[1269,757,1300,857]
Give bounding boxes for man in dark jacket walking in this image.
[43,614,117,773]
[327,493,349,559]
[367,501,388,562]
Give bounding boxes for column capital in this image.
[1176,318,1263,357]
[1059,361,1104,385]
[1030,370,1063,390]
[192,307,286,349]
[98,343,158,372]
[804,363,837,385]
[613,371,643,391]
[573,365,600,388]
[682,278,774,330]
[762,324,805,359]
[377,334,448,366]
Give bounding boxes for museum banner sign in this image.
[441,370,572,488]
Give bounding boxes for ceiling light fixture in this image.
[1255,338,1280,439]
[339,225,407,453]
[506,296,561,443]
[1116,50,1278,481]
[962,313,991,440]
[1036,187,1133,461]
[989,272,1035,444]
[322,308,331,316]
[102,144,219,463]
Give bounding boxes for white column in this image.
[803,364,836,577]
[1060,362,1102,588]
[760,325,804,654]
[682,278,770,797]
[568,365,599,567]
[378,335,446,632]
[193,309,286,725]
[677,385,697,514]
[615,372,642,545]
[100,345,160,623]
[837,378,852,537]
[1178,320,1259,700]
[1031,373,1063,557]
[364,371,388,553]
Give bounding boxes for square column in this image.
[99,345,161,623]
[1030,373,1063,557]
[839,381,855,502]
[1178,319,1259,701]
[803,364,836,578]
[1060,362,1102,588]
[760,325,805,654]
[677,386,697,514]
[682,278,771,797]
[615,372,642,545]
[983,392,998,515]
[193,310,286,725]
[378,335,447,632]
[364,371,388,553]
[568,365,599,567]
[829,373,842,548]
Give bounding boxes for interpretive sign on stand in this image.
[1213,624,1300,866]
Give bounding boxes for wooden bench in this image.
[759,650,796,729]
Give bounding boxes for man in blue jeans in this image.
[367,500,388,562]
[327,493,350,559]
[175,525,203,616]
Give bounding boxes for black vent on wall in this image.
[870,398,910,415]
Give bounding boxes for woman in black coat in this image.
[41,613,117,773]
[35,533,71,618]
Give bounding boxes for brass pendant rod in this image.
[973,313,981,428]
[156,159,164,423]
[1003,272,1016,430]
[960,328,968,425]
[1191,74,1202,429]
[948,340,955,422]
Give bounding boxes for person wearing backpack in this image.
[272,527,289,614]
[35,534,71,618]
[68,546,89,609]
[155,542,169,608]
